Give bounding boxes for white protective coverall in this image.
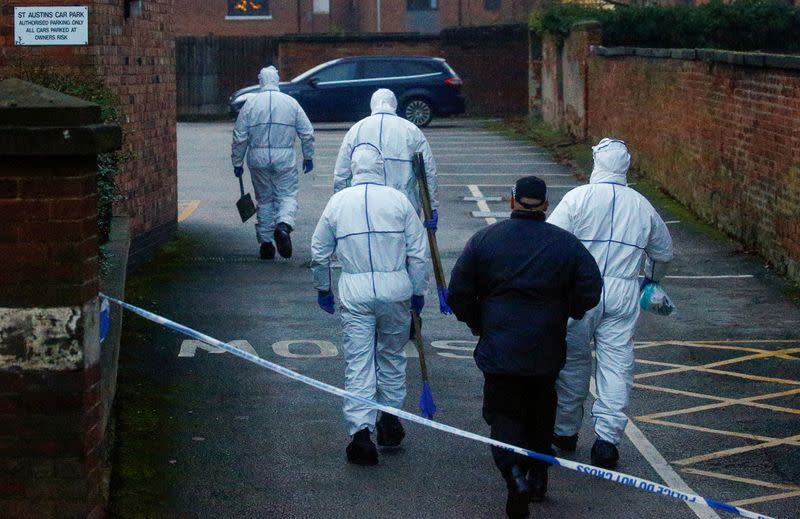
[311,145,430,435]
[232,66,315,244]
[547,139,673,445]
[333,89,438,214]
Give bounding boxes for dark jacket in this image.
[447,210,602,376]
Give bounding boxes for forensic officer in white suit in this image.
[232,66,315,260]
[311,144,429,465]
[547,138,673,468]
[333,88,440,230]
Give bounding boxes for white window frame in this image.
[226,0,272,20]
[313,0,330,14]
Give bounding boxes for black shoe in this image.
[376,412,405,448]
[259,242,275,260]
[591,438,619,469]
[274,222,293,258]
[552,433,578,452]
[505,465,530,518]
[527,469,548,503]
[346,428,378,466]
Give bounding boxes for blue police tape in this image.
[102,293,773,519]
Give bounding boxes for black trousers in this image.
[482,372,558,479]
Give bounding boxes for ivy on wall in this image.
[530,0,800,53]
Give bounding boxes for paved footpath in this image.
[110,120,800,519]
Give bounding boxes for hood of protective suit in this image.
[590,138,630,185]
[370,88,398,115]
[351,145,385,185]
[258,66,280,91]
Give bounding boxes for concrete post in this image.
[0,79,121,518]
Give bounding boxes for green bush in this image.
[531,0,800,53]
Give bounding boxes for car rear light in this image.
[444,76,463,88]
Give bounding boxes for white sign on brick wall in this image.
[14,6,89,46]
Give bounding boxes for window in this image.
[314,62,358,83]
[361,61,401,80]
[407,0,438,11]
[227,0,271,18]
[484,0,501,10]
[313,0,330,14]
[398,61,439,76]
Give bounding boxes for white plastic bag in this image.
[640,282,676,316]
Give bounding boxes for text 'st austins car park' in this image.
[229,55,466,127]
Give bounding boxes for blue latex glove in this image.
[640,277,655,291]
[411,294,425,315]
[234,166,244,178]
[423,209,438,232]
[303,159,314,174]
[318,290,334,314]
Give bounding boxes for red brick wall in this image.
[586,53,800,280]
[275,25,529,117]
[0,157,98,307]
[174,0,544,36]
[0,366,105,518]
[440,0,543,28]
[277,37,442,81]
[175,0,312,36]
[0,1,177,262]
[440,24,529,116]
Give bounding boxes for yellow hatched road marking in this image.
[178,200,201,222]
[678,341,800,361]
[635,348,800,380]
[729,490,800,507]
[636,387,800,420]
[682,468,800,491]
[636,417,778,442]
[673,434,800,466]
[635,361,800,387]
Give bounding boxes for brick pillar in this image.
[563,20,602,139]
[0,79,121,518]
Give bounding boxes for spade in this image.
[236,175,256,223]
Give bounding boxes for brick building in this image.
[0,2,176,515]
[176,0,543,36]
[0,0,178,263]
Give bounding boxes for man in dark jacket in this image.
[447,176,602,519]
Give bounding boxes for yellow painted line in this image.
[673,434,800,466]
[636,417,777,442]
[637,388,800,420]
[696,368,800,387]
[636,359,688,369]
[679,341,800,360]
[633,382,728,402]
[634,365,800,386]
[635,340,800,360]
[729,490,800,507]
[691,339,800,344]
[682,468,800,491]
[635,348,800,381]
[178,200,201,222]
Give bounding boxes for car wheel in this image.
[403,98,433,127]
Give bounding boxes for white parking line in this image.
[468,185,496,225]
[591,374,720,519]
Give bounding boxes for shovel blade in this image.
[236,193,257,223]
